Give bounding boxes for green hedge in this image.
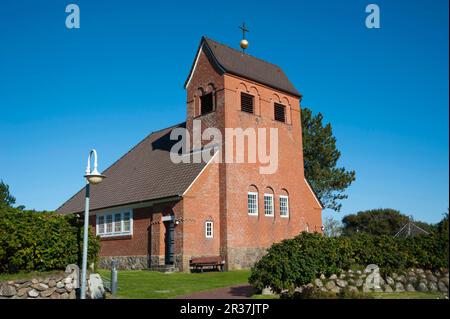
[249,232,449,292]
[0,207,100,273]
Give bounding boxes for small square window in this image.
[201,93,213,115]
[274,103,286,122]
[241,93,254,114]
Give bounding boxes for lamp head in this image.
[84,168,106,185]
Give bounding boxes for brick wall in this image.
[89,42,322,271]
[182,154,221,270]
[89,200,184,270]
[184,46,323,270]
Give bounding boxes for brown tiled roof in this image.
[185,37,301,97]
[57,123,207,214]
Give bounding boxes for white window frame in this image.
[247,192,259,216]
[264,193,274,217]
[97,215,105,234]
[123,211,132,233]
[205,221,213,238]
[280,195,289,218]
[96,210,133,237]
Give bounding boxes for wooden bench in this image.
[189,256,225,272]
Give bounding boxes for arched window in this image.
[200,83,216,115]
[279,189,289,218]
[264,187,274,217]
[247,185,258,216]
[201,92,214,115]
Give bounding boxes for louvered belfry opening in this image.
[200,92,213,115]
[274,103,286,122]
[241,92,254,114]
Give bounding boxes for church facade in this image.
[57,37,323,271]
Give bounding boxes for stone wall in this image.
[269,268,449,295]
[99,255,148,270]
[1,265,105,299]
[0,272,77,299]
[227,247,267,270]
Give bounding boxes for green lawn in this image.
[251,294,280,299]
[251,292,447,300]
[371,292,447,299]
[98,269,251,299]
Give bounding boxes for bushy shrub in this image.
[0,207,100,273]
[248,232,349,292]
[348,234,409,275]
[249,231,449,292]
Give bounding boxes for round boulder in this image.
[406,284,416,292]
[395,282,405,292]
[438,281,448,292]
[347,286,358,293]
[314,279,323,288]
[428,282,438,292]
[417,282,428,292]
[325,281,336,290]
[355,279,364,287]
[0,284,17,297]
[384,285,393,293]
[385,276,395,286]
[336,279,347,288]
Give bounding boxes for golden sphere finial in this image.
[239,22,250,53]
[240,39,249,50]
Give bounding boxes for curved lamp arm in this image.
[85,149,98,175]
[84,149,105,184]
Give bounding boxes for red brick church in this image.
[57,37,323,271]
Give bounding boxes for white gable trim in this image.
[184,41,226,89]
[185,46,203,89]
[304,178,323,209]
[182,150,219,196]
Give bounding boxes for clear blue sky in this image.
[0,0,448,223]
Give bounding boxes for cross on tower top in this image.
[239,22,249,39]
[239,22,250,53]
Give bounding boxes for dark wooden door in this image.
[164,221,174,264]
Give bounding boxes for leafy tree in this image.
[322,215,343,237]
[0,180,15,208]
[341,208,434,236]
[301,108,355,211]
[437,209,449,235]
[436,210,449,267]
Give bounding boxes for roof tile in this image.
[57,123,207,214]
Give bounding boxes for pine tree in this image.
[0,180,16,208]
[301,108,356,211]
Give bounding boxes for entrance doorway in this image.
[164,220,175,265]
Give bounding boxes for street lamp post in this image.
[80,149,106,299]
